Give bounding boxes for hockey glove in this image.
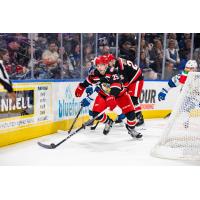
[86,86,93,95]
[94,86,100,93]
[106,95,117,111]
[75,83,85,97]
[158,88,168,101]
[81,97,93,107]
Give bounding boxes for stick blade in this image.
[37,142,56,149]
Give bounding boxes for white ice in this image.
[0,118,200,166]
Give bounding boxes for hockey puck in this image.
[50,143,56,148]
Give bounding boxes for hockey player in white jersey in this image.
[158,60,198,101]
[158,59,199,128]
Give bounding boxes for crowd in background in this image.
[0,33,200,80]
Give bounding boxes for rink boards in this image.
[0,80,177,147]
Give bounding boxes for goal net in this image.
[151,72,200,160]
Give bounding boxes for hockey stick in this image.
[68,105,84,134]
[59,92,92,134]
[164,112,171,119]
[38,108,107,149]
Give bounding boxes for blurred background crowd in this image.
[0,33,200,80]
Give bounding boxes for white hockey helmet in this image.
[185,60,198,69]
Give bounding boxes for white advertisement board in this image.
[52,82,89,121]
[140,81,180,111]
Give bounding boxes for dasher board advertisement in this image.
[0,83,52,130]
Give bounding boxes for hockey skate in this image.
[114,113,125,126]
[136,113,144,127]
[115,118,123,124]
[103,117,114,135]
[90,121,99,130]
[126,124,143,139]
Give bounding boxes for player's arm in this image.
[158,74,180,101]
[0,62,14,93]
[106,72,122,111]
[80,86,100,107]
[75,70,97,97]
[119,58,142,85]
[0,61,16,105]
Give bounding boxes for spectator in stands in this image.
[83,43,94,64]
[68,42,81,78]
[179,50,191,72]
[83,34,95,49]
[167,33,179,49]
[179,39,192,68]
[141,33,146,41]
[42,41,61,79]
[82,59,93,78]
[193,47,200,69]
[144,33,162,44]
[107,33,116,47]
[184,39,192,53]
[6,37,21,65]
[194,33,200,49]
[35,34,48,58]
[1,49,12,75]
[139,50,149,69]
[0,34,7,49]
[62,33,74,55]
[140,39,150,61]
[178,33,191,50]
[149,39,163,74]
[119,34,136,62]
[98,37,110,55]
[60,50,75,79]
[42,41,60,66]
[165,39,180,70]
[1,42,28,80]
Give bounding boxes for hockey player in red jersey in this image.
[75,55,142,138]
[107,54,144,126]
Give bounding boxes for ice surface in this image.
[0,119,200,166]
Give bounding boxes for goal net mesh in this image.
[151,72,200,160]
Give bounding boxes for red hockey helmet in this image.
[107,54,115,62]
[95,56,109,65]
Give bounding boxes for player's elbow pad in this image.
[168,79,176,88]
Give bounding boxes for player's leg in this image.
[88,96,100,130]
[131,96,144,126]
[92,94,113,135]
[128,80,144,126]
[117,93,142,138]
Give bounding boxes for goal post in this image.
[151,72,200,160]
